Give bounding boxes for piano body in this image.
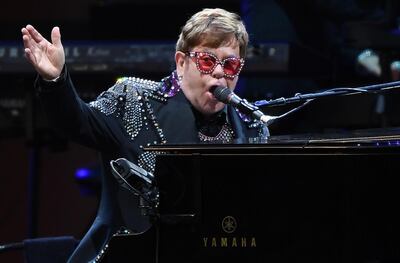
[100,128,400,263]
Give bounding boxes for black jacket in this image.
[37,68,269,262]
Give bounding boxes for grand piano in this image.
[100,127,400,263]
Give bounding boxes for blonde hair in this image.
[176,8,249,58]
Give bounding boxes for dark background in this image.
[1,0,400,262]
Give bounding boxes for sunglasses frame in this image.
[186,51,245,79]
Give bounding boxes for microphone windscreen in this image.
[212,86,231,103]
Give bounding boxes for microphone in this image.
[110,158,159,213]
[212,86,276,125]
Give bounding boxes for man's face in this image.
[176,42,242,116]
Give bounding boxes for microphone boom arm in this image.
[254,80,400,107]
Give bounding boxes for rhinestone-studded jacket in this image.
[36,68,269,263]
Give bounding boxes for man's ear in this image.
[175,51,186,76]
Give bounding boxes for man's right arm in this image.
[35,65,130,151]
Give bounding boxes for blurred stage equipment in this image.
[0,42,289,75]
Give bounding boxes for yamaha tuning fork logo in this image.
[222,216,237,234]
[202,216,257,248]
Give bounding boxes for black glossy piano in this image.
[101,128,400,263]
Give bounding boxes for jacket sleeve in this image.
[36,67,140,152]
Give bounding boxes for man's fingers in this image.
[24,48,37,65]
[51,27,62,48]
[22,26,40,52]
[22,32,34,50]
[25,24,44,43]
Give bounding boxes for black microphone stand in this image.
[254,80,400,107]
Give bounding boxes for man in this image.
[21,8,268,262]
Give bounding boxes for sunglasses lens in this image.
[197,53,217,72]
[223,59,242,76]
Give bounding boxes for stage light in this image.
[75,165,101,196]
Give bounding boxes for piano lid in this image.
[267,127,400,145]
[144,127,400,154]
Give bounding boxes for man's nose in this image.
[211,63,225,79]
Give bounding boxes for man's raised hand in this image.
[21,25,65,80]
